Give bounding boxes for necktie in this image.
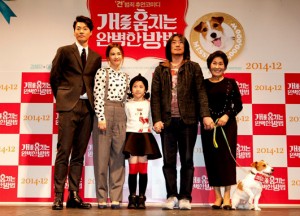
[81,48,86,94]
[81,48,86,69]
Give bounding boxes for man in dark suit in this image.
[50,15,102,210]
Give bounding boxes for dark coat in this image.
[150,60,210,127]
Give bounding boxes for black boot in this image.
[52,192,63,210]
[137,195,146,209]
[127,194,137,209]
[66,191,92,209]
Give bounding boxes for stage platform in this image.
[1,204,300,216]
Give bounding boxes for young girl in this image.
[123,74,162,209]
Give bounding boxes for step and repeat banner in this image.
[0,0,300,205]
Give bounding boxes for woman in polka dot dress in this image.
[92,43,130,209]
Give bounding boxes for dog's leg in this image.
[244,202,250,210]
[231,195,238,210]
[242,187,255,210]
[253,190,262,211]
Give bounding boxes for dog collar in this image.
[252,172,266,182]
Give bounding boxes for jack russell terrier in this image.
[194,16,235,53]
[231,160,274,211]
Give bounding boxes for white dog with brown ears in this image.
[231,160,274,211]
[193,16,235,53]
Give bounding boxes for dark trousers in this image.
[160,118,198,201]
[54,99,93,192]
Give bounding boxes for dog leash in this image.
[213,118,245,170]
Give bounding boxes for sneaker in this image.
[162,196,178,210]
[179,199,191,210]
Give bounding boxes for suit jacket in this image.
[50,43,102,111]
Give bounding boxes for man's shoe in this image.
[179,199,191,210]
[52,192,63,210]
[66,191,92,209]
[162,196,178,210]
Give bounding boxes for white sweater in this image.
[125,99,152,133]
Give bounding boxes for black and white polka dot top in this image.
[93,67,130,122]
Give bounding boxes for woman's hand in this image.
[153,121,164,133]
[98,120,106,130]
[217,114,229,127]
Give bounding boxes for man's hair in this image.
[165,33,190,62]
[73,15,94,31]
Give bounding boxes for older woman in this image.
[201,50,243,210]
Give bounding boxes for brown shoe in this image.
[52,192,63,210]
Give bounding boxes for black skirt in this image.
[123,132,162,160]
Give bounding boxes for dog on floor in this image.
[194,16,235,53]
[231,160,274,211]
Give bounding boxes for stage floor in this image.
[1,205,300,216]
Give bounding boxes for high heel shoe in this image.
[98,202,107,209]
[211,199,223,210]
[223,205,233,210]
[222,199,233,210]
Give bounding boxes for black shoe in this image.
[66,191,92,209]
[137,195,146,209]
[211,204,222,209]
[128,195,137,209]
[223,205,233,210]
[52,192,63,210]
[211,199,223,210]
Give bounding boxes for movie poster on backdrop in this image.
[0,0,300,205]
[87,0,187,59]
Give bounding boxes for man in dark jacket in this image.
[151,33,214,210]
[50,15,102,210]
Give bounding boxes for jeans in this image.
[160,117,198,201]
